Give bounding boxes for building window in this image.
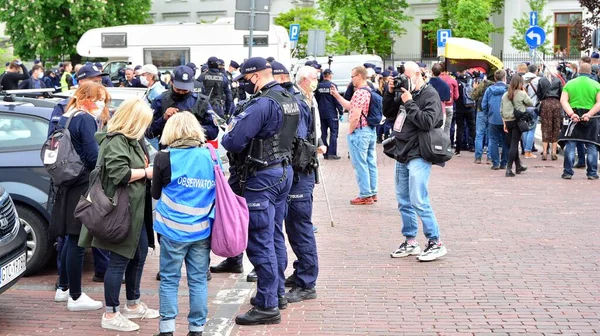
[421,20,435,56]
[554,12,582,56]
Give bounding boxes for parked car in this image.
[0,185,28,293]
[0,103,54,276]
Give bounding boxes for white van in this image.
[77,18,292,83]
[291,55,384,94]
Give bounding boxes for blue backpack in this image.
[359,87,383,127]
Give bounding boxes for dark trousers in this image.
[92,248,109,277]
[58,234,85,299]
[104,225,149,311]
[320,118,339,157]
[505,120,523,170]
[455,110,476,152]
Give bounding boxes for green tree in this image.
[423,0,503,44]
[319,0,411,57]
[509,0,553,53]
[0,0,151,64]
[577,0,600,50]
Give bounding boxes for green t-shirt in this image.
[563,75,600,110]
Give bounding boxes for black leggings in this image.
[505,120,523,170]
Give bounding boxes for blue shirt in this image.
[428,77,451,102]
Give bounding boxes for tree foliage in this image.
[0,0,152,63]
[509,0,553,53]
[423,0,503,44]
[319,0,411,57]
[274,7,349,57]
[577,0,600,50]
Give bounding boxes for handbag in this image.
[206,144,250,258]
[74,135,131,244]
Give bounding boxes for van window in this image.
[243,36,268,47]
[0,114,48,152]
[102,33,127,48]
[143,48,190,68]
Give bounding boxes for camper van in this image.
[76,18,292,84]
[291,55,384,94]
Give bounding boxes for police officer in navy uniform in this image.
[186,62,204,93]
[146,65,219,145]
[271,61,321,303]
[198,57,233,119]
[95,62,114,87]
[315,69,343,160]
[222,57,299,325]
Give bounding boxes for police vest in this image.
[161,92,210,122]
[202,72,225,106]
[154,148,215,242]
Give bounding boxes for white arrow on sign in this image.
[527,30,541,45]
[531,12,536,25]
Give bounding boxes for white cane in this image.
[317,163,335,227]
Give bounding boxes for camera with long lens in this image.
[393,74,410,92]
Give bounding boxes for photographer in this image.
[384,61,447,262]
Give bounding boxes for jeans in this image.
[347,127,378,198]
[475,112,489,160]
[489,124,508,167]
[104,225,149,312]
[58,234,85,299]
[92,248,109,277]
[395,159,440,241]
[521,114,538,152]
[563,141,598,177]
[576,142,587,166]
[159,236,210,333]
[443,106,454,138]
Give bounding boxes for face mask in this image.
[232,70,240,78]
[93,101,105,117]
[37,72,44,79]
[243,74,258,95]
[309,80,318,92]
[140,75,149,87]
[171,90,190,101]
[281,81,294,89]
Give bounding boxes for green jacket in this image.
[501,90,533,122]
[79,131,149,259]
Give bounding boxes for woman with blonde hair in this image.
[78,98,158,332]
[152,112,219,336]
[537,62,564,160]
[52,82,110,312]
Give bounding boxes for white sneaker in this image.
[67,293,103,311]
[417,240,448,262]
[54,288,69,302]
[391,241,421,258]
[122,302,160,319]
[101,312,140,332]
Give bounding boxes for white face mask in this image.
[140,75,149,87]
[93,101,105,117]
[309,80,318,92]
[37,72,44,79]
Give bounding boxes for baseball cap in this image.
[233,57,270,81]
[270,61,289,75]
[186,62,198,71]
[140,64,159,76]
[94,62,103,69]
[76,64,109,80]
[172,65,195,91]
[323,69,333,75]
[592,52,600,59]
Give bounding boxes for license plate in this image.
[0,252,26,289]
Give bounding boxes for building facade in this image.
[150,0,315,24]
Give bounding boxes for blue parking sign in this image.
[289,24,300,41]
[437,29,452,48]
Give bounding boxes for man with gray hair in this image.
[140,64,166,104]
[383,61,448,261]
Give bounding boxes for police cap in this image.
[94,62,102,69]
[217,59,225,66]
[313,63,322,70]
[375,66,382,74]
[382,71,390,78]
[76,64,109,81]
[172,65,195,91]
[186,62,198,71]
[266,57,275,63]
[270,61,289,75]
[233,57,270,81]
[323,69,333,76]
[592,52,599,59]
[230,60,240,69]
[363,63,376,69]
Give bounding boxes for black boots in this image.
[506,161,527,177]
[210,259,243,273]
[284,273,297,287]
[235,307,281,325]
[286,287,317,303]
[246,269,257,282]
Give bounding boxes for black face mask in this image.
[281,81,294,89]
[171,90,191,101]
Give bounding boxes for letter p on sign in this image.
[437,29,452,48]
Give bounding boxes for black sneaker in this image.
[92,273,105,283]
[490,165,500,170]
[454,151,461,156]
[156,272,160,281]
[561,174,573,180]
[250,295,288,310]
[207,271,212,281]
[588,175,599,180]
[246,269,257,282]
[499,165,507,169]
[286,287,317,303]
[210,259,244,274]
[153,333,173,336]
[417,240,447,262]
[574,164,586,169]
[474,158,482,164]
[329,155,341,160]
[285,273,297,288]
[187,332,202,336]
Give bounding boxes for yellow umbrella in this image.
[444,37,503,76]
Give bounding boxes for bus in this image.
[76,18,292,84]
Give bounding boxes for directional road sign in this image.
[525,26,546,48]
[529,11,538,27]
[437,29,452,48]
[289,24,300,41]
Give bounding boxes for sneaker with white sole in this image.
[102,312,140,332]
[54,288,69,302]
[67,293,103,311]
[417,240,447,262]
[390,241,421,258]
[122,302,160,319]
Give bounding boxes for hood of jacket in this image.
[488,82,507,96]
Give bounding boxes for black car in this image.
[0,102,55,275]
[0,185,28,294]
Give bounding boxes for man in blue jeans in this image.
[381,61,447,262]
[331,66,378,205]
[481,70,509,169]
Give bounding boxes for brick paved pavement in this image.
[1,121,599,336]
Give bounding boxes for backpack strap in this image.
[357,87,372,128]
[64,110,82,129]
[205,143,218,163]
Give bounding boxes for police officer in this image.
[271,61,321,303]
[315,69,343,160]
[222,57,299,325]
[146,65,219,145]
[186,62,204,92]
[95,62,114,87]
[198,56,233,119]
[228,60,243,102]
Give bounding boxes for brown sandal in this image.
[541,153,547,161]
[551,154,558,161]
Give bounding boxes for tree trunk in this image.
[70,53,82,65]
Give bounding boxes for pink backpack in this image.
[206,145,249,257]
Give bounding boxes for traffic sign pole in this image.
[248,0,255,58]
